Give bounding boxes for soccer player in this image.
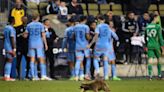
[145,15,164,80]
[108,21,121,81]
[88,15,118,80]
[73,15,91,81]
[25,13,51,81]
[62,18,76,80]
[3,16,16,81]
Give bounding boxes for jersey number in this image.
[147,29,157,37]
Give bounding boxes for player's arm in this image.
[87,26,99,48]
[86,26,91,41]
[122,21,129,32]
[62,30,68,52]
[88,33,98,48]
[10,31,16,57]
[158,25,164,46]
[111,30,119,41]
[42,31,48,51]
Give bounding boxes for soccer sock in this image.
[71,68,75,77]
[157,63,162,77]
[34,63,38,78]
[85,58,91,76]
[30,62,35,78]
[79,67,84,77]
[104,60,109,78]
[40,63,47,77]
[111,64,116,78]
[94,58,100,74]
[75,60,81,77]
[148,64,152,78]
[4,62,12,78]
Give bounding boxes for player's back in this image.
[26,21,44,49]
[146,23,160,48]
[95,23,112,50]
[73,23,89,50]
[4,25,16,51]
[65,26,75,52]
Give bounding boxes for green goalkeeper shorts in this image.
[148,48,161,58]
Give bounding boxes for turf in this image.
[0,79,164,92]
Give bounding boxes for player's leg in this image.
[93,50,101,77]
[67,52,75,80]
[37,48,51,80]
[155,49,162,78]
[109,52,121,81]
[147,49,157,80]
[28,49,36,80]
[16,50,23,79]
[103,52,109,80]
[3,53,15,81]
[75,51,84,81]
[34,61,39,80]
[84,49,91,80]
[79,61,84,81]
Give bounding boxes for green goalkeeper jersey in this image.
[146,23,164,49]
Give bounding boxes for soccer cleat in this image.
[3,77,16,81]
[31,77,40,81]
[112,76,122,81]
[69,76,75,80]
[104,76,109,81]
[79,76,84,81]
[84,75,91,80]
[74,77,79,81]
[41,76,52,81]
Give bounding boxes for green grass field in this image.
[0,79,164,92]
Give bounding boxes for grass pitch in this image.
[0,79,164,92]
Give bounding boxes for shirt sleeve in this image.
[10,28,15,37]
[95,26,100,34]
[111,30,119,41]
[157,25,164,46]
[86,26,90,33]
[41,24,45,32]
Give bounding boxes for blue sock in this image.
[4,62,12,77]
[30,62,35,78]
[71,68,75,77]
[94,58,100,74]
[111,64,116,77]
[85,58,91,75]
[75,60,81,77]
[34,63,38,78]
[104,60,109,77]
[79,68,84,77]
[40,63,47,77]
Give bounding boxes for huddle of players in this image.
[63,15,121,81]
[3,14,52,81]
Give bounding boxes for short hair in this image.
[32,13,40,20]
[8,16,15,24]
[79,15,87,22]
[97,15,105,20]
[42,18,49,23]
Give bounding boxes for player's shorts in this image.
[67,52,75,62]
[76,49,90,61]
[28,48,45,58]
[94,49,109,58]
[148,48,161,58]
[108,51,116,61]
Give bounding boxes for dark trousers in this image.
[16,49,29,79]
[45,47,55,78]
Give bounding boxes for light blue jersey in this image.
[95,23,118,51]
[73,23,89,50]
[64,26,75,52]
[4,25,16,52]
[26,21,45,49]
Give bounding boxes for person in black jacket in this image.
[43,19,59,79]
[46,0,60,14]
[16,16,29,79]
[67,0,83,15]
[121,11,139,64]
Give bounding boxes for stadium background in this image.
[1,0,164,78]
